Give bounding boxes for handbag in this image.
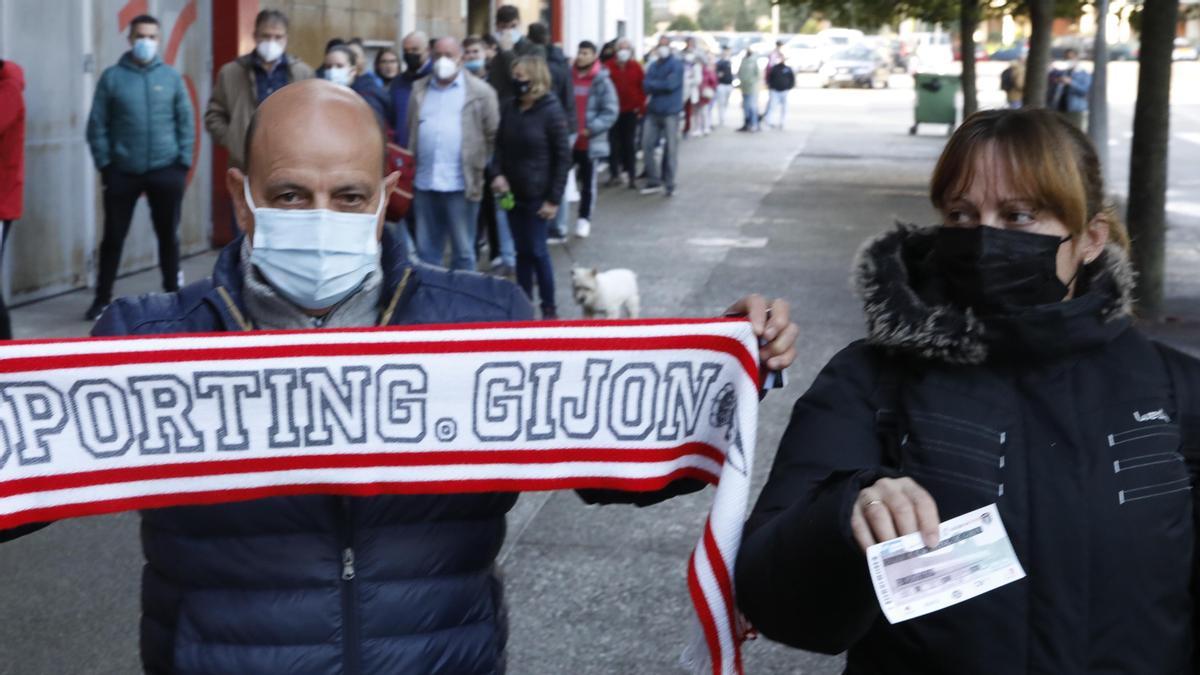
[384,140,415,222]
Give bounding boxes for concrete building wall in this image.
[562,0,644,58]
[0,0,212,304]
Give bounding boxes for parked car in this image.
[818,28,866,51]
[819,45,891,88]
[1108,41,1139,61]
[989,44,1028,61]
[783,35,824,72]
[1174,38,1199,61]
[954,45,989,61]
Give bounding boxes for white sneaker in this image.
[575,218,591,238]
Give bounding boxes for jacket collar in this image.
[853,224,1135,365]
[205,227,416,331]
[237,52,297,71]
[119,52,162,71]
[417,70,487,103]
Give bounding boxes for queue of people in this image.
[4,7,1200,675]
[1,9,801,672]
[71,6,765,324]
[1000,48,1092,128]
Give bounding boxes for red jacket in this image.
[0,61,25,221]
[605,58,646,115]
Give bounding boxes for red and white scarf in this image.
[0,319,758,674]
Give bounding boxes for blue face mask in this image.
[132,38,158,63]
[244,178,383,311]
[465,58,485,73]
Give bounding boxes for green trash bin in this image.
[910,73,960,136]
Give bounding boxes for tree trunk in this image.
[1023,0,1054,107]
[1126,0,1179,319]
[1088,0,1111,181]
[961,0,979,118]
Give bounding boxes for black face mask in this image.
[514,79,533,96]
[934,226,1076,311]
[403,53,424,73]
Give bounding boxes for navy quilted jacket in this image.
[92,230,534,674]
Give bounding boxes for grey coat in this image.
[405,72,500,202]
[584,67,619,160]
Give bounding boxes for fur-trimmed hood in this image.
[853,224,1136,365]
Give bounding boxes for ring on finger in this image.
[863,498,884,509]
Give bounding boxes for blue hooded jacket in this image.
[92,230,535,674]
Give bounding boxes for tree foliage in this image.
[775,0,1093,30]
[668,14,702,31]
[775,0,956,29]
[697,0,817,33]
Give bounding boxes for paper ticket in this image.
[865,503,1026,624]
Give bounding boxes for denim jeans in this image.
[641,113,679,190]
[742,88,760,130]
[414,189,479,271]
[385,220,418,263]
[768,90,788,128]
[508,200,555,314]
[716,84,733,126]
[494,202,516,268]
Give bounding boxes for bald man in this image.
[75,80,798,674]
[407,36,499,271]
[89,80,535,674]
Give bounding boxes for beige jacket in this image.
[204,54,314,169]
[405,72,499,202]
[1006,62,1026,104]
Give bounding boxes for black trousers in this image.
[97,165,187,302]
[571,149,597,220]
[610,111,639,179]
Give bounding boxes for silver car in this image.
[819,46,891,89]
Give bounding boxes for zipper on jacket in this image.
[339,496,361,674]
[144,70,152,170]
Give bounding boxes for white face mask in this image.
[508,28,523,45]
[657,46,671,60]
[256,39,285,63]
[617,49,632,62]
[433,56,459,81]
[324,65,353,86]
[244,178,383,311]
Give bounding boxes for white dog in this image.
[571,267,640,319]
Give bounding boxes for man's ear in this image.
[377,171,401,240]
[1083,213,1110,264]
[226,167,254,239]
